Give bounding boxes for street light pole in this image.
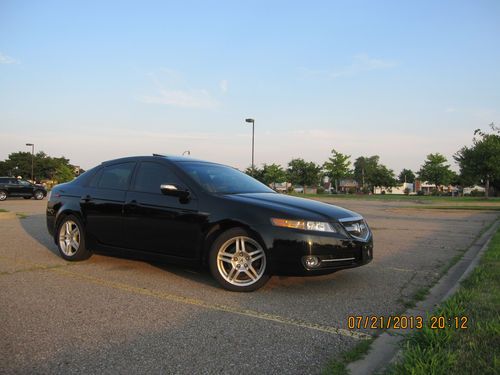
[245,118,255,170]
[25,143,34,182]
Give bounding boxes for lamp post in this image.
[245,118,255,170]
[25,143,34,182]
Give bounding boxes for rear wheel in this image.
[209,228,269,292]
[34,190,44,200]
[57,215,91,261]
[0,190,6,201]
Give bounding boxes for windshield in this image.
[177,162,275,194]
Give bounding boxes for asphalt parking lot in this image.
[0,198,498,374]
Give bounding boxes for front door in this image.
[123,161,205,258]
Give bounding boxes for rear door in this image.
[18,180,34,196]
[81,162,136,248]
[123,161,205,258]
[7,179,24,196]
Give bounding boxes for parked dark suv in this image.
[0,177,47,201]
[46,155,373,291]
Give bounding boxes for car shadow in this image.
[19,213,219,288]
[19,213,341,292]
[19,213,59,256]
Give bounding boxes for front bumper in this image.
[254,225,373,276]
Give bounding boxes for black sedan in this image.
[0,177,47,201]
[46,155,373,291]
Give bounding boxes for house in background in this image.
[414,179,459,195]
[374,182,414,195]
[463,185,485,195]
[338,178,359,193]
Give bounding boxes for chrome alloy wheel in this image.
[0,191,6,201]
[34,191,44,200]
[216,236,266,287]
[58,220,81,256]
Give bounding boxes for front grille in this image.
[339,216,370,241]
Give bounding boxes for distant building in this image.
[463,185,485,195]
[374,182,414,195]
[338,179,358,193]
[414,179,459,195]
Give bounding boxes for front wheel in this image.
[209,228,270,292]
[57,215,91,261]
[0,190,7,201]
[34,190,44,200]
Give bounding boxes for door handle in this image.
[125,200,138,208]
[81,195,92,203]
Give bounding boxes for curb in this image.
[347,219,500,375]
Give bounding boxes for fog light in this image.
[303,256,320,269]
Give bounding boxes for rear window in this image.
[95,163,135,190]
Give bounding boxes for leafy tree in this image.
[372,164,397,189]
[323,149,351,192]
[0,151,75,183]
[398,169,415,183]
[454,124,500,198]
[244,166,265,183]
[54,164,75,183]
[353,155,396,193]
[287,158,321,193]
[418,153,453,191]
[261,163,286,189]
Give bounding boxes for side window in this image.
[96,163,135,190]
[88,168,103,188]
[133,162,182,194]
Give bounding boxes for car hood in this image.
[224,193,361,221]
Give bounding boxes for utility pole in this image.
[26,143,34,182]
[245,118,255,170]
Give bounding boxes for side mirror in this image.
[160,184,190,201]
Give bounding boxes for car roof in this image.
[100,154,224,166]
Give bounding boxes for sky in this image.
[1,0,499,173]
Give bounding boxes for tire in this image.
[0,190,7,201]
[24,196,31,200]
[56,215,92,261]
[34,190,44,200]
[209,228,270,292]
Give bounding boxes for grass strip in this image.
[387,227,500,375]
[404,205,500,211]
[293,193,500,203]
[322,339,374,375]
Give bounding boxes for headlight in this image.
[271,218,336,233]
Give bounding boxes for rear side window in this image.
[0,178,8,183]
[94,162,135,190]
[133,162,182,194]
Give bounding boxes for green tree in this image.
[0,151,75,182]
[54,164,75,183]
[372,164,397,189]
[287,158,321,193]
[398,169,415,183]
[323,149,351,192]
[418,153,453,191]
[262,163,286,190]
[353,155,396,193]
[244,166,265,183]
[454,124,500,198]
